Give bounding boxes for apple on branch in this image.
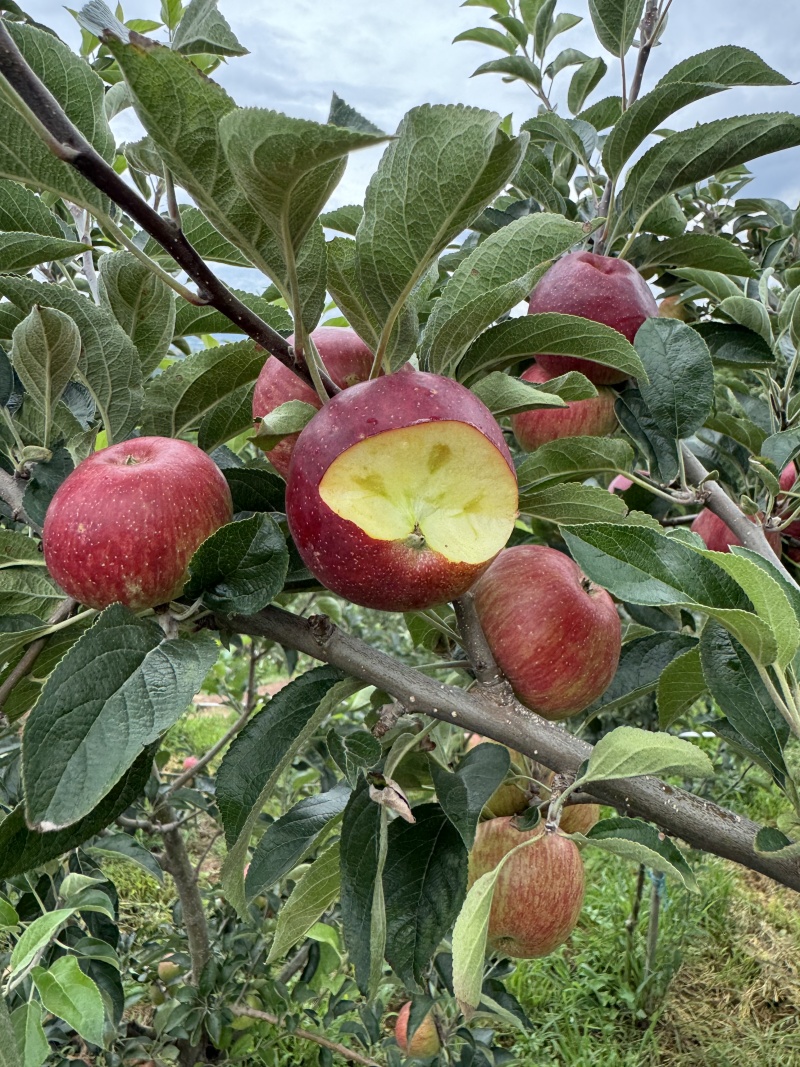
[527,251,658,384]
[469,817,585,958]
[43,437,232,611]
[286,369,519,612]
[511,362,618,451]
[394,1001,441,1058]
[472,545,621,720]
[252,326,375,477]
[690,509,781,555]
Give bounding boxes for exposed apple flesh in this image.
[469,817,585,958]
[394,1001,441,1057]
[690,508,781,555]
[286,369,518,612]
[511,362,618,451]
[472,545,621,720]
[252,326,374,478]
[528,251,658,384]
[42,436,232,611]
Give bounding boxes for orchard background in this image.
[2,0,800,1064]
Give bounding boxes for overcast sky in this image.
[22,0,800,222]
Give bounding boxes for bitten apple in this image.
[465,733,529,817]
[252,326,374,477]
[286,369,518,612]
[472,546,621,720]
[690,509,781,554]
[395,1001,441,1058]
[527,251,658,384]
[469,817,585,958]
[43,437,232,611]
[511,363,618,451]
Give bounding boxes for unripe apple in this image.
[472,546,621,720]
[658,295,691,321]
[469,817,585,958]
[148,982,166,1005]
[394,1001,441,1058]
[286,370,518,612]
[465,733,528,817]
[511,363,618,451]
[157,958,183,983]
[252,326,375,477]
[690,508,781,555]
[528,251,658,384]
[42,437,232,610]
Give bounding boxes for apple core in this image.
[318,421,517,566]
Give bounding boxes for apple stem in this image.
[453,594,514,701]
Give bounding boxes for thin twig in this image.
[0,467,38,530]
[194,828,223,880]
[165,701,255,798]
[0,597,77,714]
[229,1006,381,1067]
[627,0,659,108]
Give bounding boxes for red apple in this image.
[527,251,658,384]
[252,326,375,478]
[472,546,621,720]
[395,1001,441,1058]
[690,509,781,555]
[510,363,617,452]
[465,733,529,817]
[43,437,232,611]
[468,817,585,958]
[285,370,518,612]
[780,462,797,493]
[182,756,200,773]
[608,474,633,493]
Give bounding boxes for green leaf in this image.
[0,23,113,212]
[0,564,61,618]
[10,1002,47,1067]
[223,466,285,513]
[22,604,218,830]
[422,214,583,375]
[98,251,176,377]
[587,0,644,56]
[578,94,623,131]
[319,204,364,236]
[327,92,385,135]
[717,296,772,345]
[520,481,628,524]
[699,621,789,785]
[0,276,142,444]
[21,448,74,529]
[753,827,800,860]
[267,839,341,963]
[32,956,104,1048]
[568,57,607,115]
[639,234,755,277]
[143,339,264,438]
[340,779,386,996]
[172,0,248,56]
[761,428,800,471]
[86,832,163,883]
[218,670,358,914]
[0,180,63,237]
[585,633,698,717]
[328,731,381,788]
[355,105,528,359]
[218,108,389,260]
[471,56,542,89]
[383,804,468,986]
[0,746,154,878]
[634,317,714,439]
[11,306,81,448]
[452,868,502,1017]
[252,399,317,450]
[578,817,697,890]
[517,435,634,490]
[580,725,713,785]
[674,268,742,303]
[522,112,589,160]
[454,26,516,54]
[0,233,87,271]
[622,113,800,223]
[430,743,509,849]
[0,899,18,928]
[657,646,707,728]
[691,321,775,368]
[184,513,288,615]
[640,194,686,238]
[604,46,790,180]
[246,783,350,898]
[459,314,645,384]
[471,371,569,417]
[10,910,75,976]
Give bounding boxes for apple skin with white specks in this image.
[690,508,781,555]
[511,363,618,451]
[42,436,232,611]
[252,326,374,478]
[472,545,621,720]
[469,817,585,958]
[285,369,518,612]
[528,251,658,384]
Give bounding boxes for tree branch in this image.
[627,0,659,108]
[453,592,512,699]
[0,467,38,531]
[165,700,254,798]
[0,597,76,715]
[229,1006,380,1067]
[223,606,800,893]
[0,21,318,391]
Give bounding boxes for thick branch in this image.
[229,1006,380,1067]
[0,22,316,390]
[156,801,210,979]
[225,606,800,893]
